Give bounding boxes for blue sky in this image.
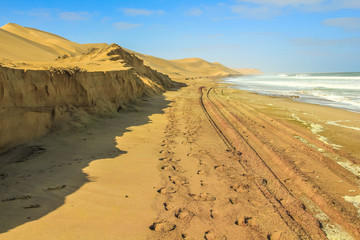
[0,0,359,73]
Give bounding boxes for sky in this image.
[0,0,359,73]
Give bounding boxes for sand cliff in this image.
[0,44,176,153]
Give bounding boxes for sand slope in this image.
[231,68,262,75]
[129,50,242,78]
[0,23,253,78]
[0,23,106,62]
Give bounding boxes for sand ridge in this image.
[128,50,246,79]
[0,23,250,79]
[0,23,107,62]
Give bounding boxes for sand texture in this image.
[1,77,360,239]
[1,23,360,240]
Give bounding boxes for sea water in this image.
[224,72,360,113]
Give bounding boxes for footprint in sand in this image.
[204,231,227,240]
[161,165,170,170]
[172,165,185,173]
[2,194,31,202]
[169,158,181,162]
[230,184,250,193]
[228,197,241,205]
[189,193,216,201]
[169,176,189,186]
[149,221,176,232]
[200,180,208,187]
[157,187,177,194]
[204,230,216,240]
[214,165,226,171]
[175,208,194,219]
[163,202,175,211]
[24,203,40,209]
[267,231,283,240]
[210,209,220,219]
[45,184,66,191]
[235,216,256,226]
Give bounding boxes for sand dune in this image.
[231,68,262,75]
[0,28,57,62]
[0,23,253,78]
[0,23,106,62]
[129,50,243,78]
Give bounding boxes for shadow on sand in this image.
[0,90,176,234]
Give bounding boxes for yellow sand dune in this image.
[0,23,258,77]
[129,51,242,78]
[0,23,106,62]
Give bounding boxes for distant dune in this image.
[231,68,262,75]
[129,51,242,78]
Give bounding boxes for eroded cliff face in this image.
[0,45,177,153]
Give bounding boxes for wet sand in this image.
[1,78,360,239]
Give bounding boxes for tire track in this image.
[208,87,360,239]
[199,86,328,239]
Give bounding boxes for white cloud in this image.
[237,0,323,7]
[323,17,360,30]
[332,0,360,9]
[122,8,164,16]
[59,11,89,21]
[28,9,51,18]
[101,17,112,23]
[236,0,360,11]
[292,37,360,46]
[185,7,203,16]
[113,22,142,30]
[231,5,281,19]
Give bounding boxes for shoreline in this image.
[0,77,360,239]
[222,73,360,114]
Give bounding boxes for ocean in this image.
[223,72,360,113]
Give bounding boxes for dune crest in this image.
[0,23,106,62]
[128,51,243,78]
[0,23,254,78]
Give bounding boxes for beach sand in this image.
[1,77,360,239]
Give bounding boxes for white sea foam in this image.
[326,120,360,131]
[224,72,360,113]
[343,195,360,217]
[291,114,342,149]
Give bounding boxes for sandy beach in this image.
[1,21,360,240]
[1,76,360,239]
